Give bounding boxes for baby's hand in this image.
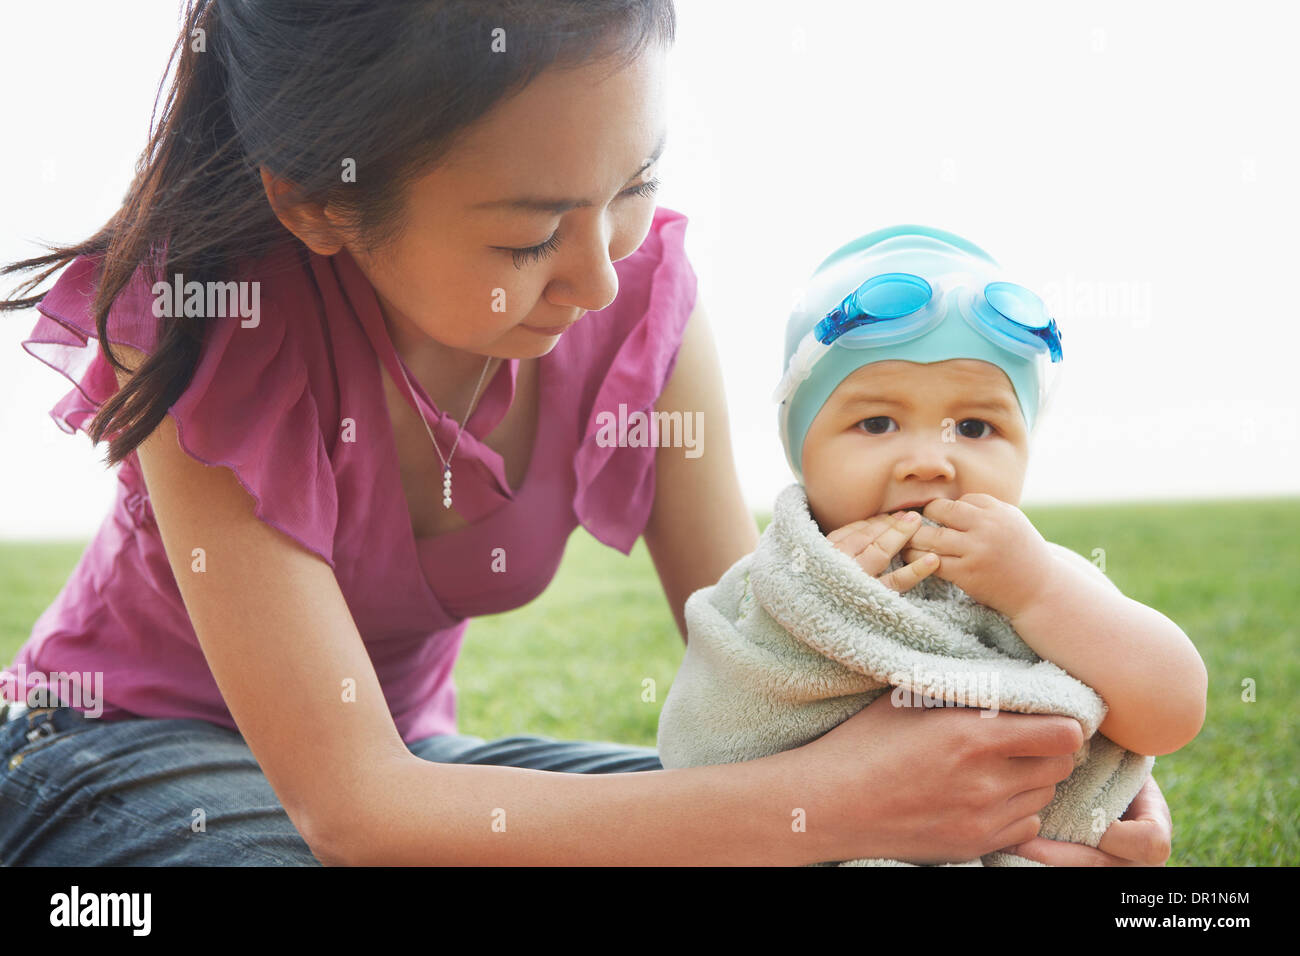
[900,494,1054,618]
[827,511,940,594]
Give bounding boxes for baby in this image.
[657,224,1206,866]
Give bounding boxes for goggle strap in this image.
[772,334,829,404]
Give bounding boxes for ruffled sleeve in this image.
[572,207,700,555]
[23,256,163,440]
[22,247,340,568]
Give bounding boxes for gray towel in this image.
[657,482,1155,866]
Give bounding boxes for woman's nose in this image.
[547,228,621,314]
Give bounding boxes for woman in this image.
[0,0,1170,866]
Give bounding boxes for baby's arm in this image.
[1009,542,1206,755]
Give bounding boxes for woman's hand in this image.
[1004,773,1172,866]
[789,693,1083,864]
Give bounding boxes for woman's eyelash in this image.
[508,233,562,269]
[504,177,662,269]
[623,176,661,200]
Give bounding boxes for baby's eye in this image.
[856,416,897,435]
[957,419,996,439]
[855,417,997,438]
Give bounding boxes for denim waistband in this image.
[2,694,67,723]
[1,700,58,724]
[1,697,93,762]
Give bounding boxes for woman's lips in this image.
[522,313,583,335]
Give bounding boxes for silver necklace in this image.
[394,354,494,509]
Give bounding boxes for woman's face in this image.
[335,45,670,362]
[800,359,1032,534]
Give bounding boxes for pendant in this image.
[442,467,452,509]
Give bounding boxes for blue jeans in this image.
[0,703,663,865]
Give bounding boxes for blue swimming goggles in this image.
[772,270,1063,406]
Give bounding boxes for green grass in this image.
[2,497,1296,866]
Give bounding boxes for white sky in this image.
[2,0,1297,541]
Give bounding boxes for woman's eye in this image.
[623,175,661,199]
[506,233,561,270]
[500,177,661,270]
[857,416,897,435]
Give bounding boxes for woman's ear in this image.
[258,165,348,256]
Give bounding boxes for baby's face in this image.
[801,359,1031,534]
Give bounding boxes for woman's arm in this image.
[643,297,760,641]
[118,335,1140,867]
[116,345,817,866]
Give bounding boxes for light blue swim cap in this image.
[777,224,1061,483]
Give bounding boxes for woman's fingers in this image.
[985,816,1047,858]
[1004,784,1059,821]
[1001,835,1145,867]
[999,775,1172,867]
[1095,775,1172,865]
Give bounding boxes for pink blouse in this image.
[3,206,699,744]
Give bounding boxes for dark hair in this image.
[1,0,675,468]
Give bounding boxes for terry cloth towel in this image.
[656,483,1155,867]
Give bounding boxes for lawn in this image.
[2,496,1296,866]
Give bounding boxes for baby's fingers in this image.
[829,512,922,577]
[878,552,940,593]
[826,515,890,546]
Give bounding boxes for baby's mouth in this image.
[887,506,928,517]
